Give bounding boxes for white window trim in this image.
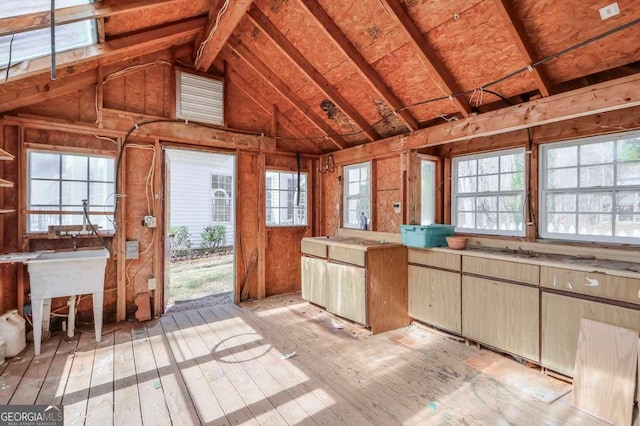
[343,161,371,229]
[210,173,232,225]
[452,148,526,237]
[539,130,640,245]
[265,170,308,227]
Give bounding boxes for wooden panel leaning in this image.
[462,256,539,285]
[462,275,540,361]
[328,245,366,267]
[540,266,640,306]
[571,319,638,426]
[325,262,367,325]
[541,292,640,386]
[408,265,461,333]
[301,256,327,307]
[301,239,327,258]
[407,248,461,271]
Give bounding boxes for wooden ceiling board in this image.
[226,81,274,135]
[425,0,539,98]
[104,0,209,37]
[514,0,640,83]
[404,0,484,35]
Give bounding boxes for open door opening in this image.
[164,148,236,312]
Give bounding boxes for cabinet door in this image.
[408,265,461,333]
[326,262,367,325]
[542,292,640,378]
[301,256,327,307]
[462,275,539,361]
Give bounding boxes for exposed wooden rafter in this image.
[247,5,380,141]
[227,72,323,154]
[193,0,254,72]
[297,0,419,132]
[378,0,472,117]
[0,0,187,37]
[2,17,206,84]
[227,34,347,150]
[492,0,552,97]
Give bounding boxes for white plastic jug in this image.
[0,310,26,357]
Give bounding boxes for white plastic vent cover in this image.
[176,71,224,126]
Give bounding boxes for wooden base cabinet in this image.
[462,276,540,362]
[301,256,327,307]
[326,262,366,325]
[408,266,461,334]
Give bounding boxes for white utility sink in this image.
[26,248,110,355]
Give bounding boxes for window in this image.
[210,174,232,223]
[176,71,224,126]
[27,151,115,232]
[343,162,371,229]
[540,132,640,243]
[1,1,97,69]
[452,149,525,236]
[265,171,307,226]
[421,159,436,225]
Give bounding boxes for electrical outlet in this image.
[148,277,156,290]
[142,215,157,228]
[599,2,620,20]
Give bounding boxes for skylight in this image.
[0,0,97,69]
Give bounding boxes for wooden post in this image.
[116,138,127,321]
[153,139,162,316]
[527,131,539,241]
[257,152,266,299]
[370,159,377,231]
[17,126,25,316]
[96,66,104,128]
[443,157,451,224]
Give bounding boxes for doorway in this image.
[164,148,236,310]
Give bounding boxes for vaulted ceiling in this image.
[1,0,639,154]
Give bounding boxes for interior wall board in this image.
[17,87,97,123]
[375,156,402,232]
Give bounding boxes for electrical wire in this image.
[4,35,14,84]
[195,0,232,66]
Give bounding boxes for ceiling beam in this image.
[329,73,640,161]
[247,6,380,141]
[228,71,322,154]
[193,0,254,72]
[0,70,98,113]
[492,0,552,97]
[227,34,347,150]
[2,17,206,84]
[0,0,185,37]
[297,0,419,132]
[378,0,472,117]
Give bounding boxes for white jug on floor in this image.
[0,336,5,364]
[0,309,26,357]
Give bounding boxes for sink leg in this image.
[93,292,103,343]
[32,298,43,356]
[67,296,76,338]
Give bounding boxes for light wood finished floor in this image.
[0,294,610,425]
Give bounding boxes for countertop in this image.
[303,236,403,251]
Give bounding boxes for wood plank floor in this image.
[0,294,615,425]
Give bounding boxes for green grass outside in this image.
[169,253,234,302]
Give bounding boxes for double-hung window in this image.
[452,149,526,236]
[265,171,307,226]
[1,1,97,69]
[540,132,640,243]
[27,151,115,233]
[343,162,371,229]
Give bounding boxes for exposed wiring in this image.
[82,199,112,256]
[195,0,232,66]
[125,144,156,215]
[4,35,14,84]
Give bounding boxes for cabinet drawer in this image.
[301,240,327,258]
[408,266,461,333]
[329,246,366,267]
[463,256,539,285]
[301,257,327,307]
[326,263,367,325]
[408,249,461,271]
[540,266,640,305]
[462,275,539,361]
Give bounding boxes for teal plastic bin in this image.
[400,224,455,248]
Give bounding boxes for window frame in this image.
[210,173,232,224]
[26,149,116,233]
[265,170,308,227]
[343,161,371,229]
[451,148,526,237]
[539,130,640,244]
